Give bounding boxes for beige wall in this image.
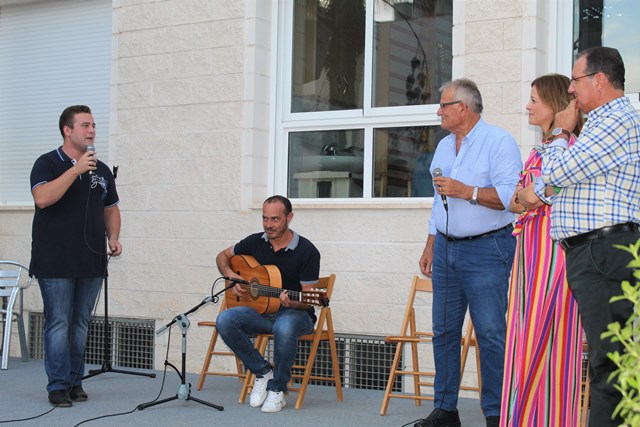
[1,0,552,384]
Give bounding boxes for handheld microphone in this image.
[86,144,96,175]
[223,276,250,285]
[433,168,448,211]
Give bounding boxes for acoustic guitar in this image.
[226,254,329,314]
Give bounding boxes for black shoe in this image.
[486,416,500,427]
[414,408,461,427]
[48,390,72,407]
[68,385,88,402]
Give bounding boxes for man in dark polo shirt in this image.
[216,195,320,413]
[30,105,122,407]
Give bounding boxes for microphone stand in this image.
[84,165,155,380]
[137,282,234,411]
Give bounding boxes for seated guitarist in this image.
[215,195,321,413]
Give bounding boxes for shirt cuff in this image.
[547,139,568,149]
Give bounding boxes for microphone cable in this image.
[436,191,450,415]
[73,278,223,426]
[0,258,110,424]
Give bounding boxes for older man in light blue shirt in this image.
[417,79,521,427]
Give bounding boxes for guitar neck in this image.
[241,282,303,301]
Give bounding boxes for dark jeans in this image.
[39,277,102,393]
[564,230,639,427]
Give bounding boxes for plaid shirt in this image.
[541,96,640,241]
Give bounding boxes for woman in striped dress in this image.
[500,74,584,427]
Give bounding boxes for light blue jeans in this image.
[39,277,102,393]
[431,227,515,417]
[216,306,314,392]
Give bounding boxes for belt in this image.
[440,224,512,242]
[559,222,640,250]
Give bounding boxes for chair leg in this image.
[294,334,322,409]
[17,314,28,362]
[197,328,220,390]
[380,340,404,416]
[581,362,590,427]
[1,310,12,370]
[325,314,343,403]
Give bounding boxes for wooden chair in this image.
[380,276,481,415]
[238,274,343,409]
[459,317,481,398]
[581,341,591,427]
[196,297,245,390]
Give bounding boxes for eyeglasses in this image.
[570,72,598,85]
[439,100,462,109]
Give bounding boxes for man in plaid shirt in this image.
[540,47,640,427]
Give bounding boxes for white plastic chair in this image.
[0,260,32,369]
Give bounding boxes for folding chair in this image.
[239,274,342,409]
[581,341,590,427]
[196,297,246,390]
[380,275,481,415]
[1,260,32,370]
[460,317,481,398]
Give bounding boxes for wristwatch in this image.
[469,186,479,205]
[551,127,571,140]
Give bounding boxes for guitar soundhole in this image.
[248,279,260,299]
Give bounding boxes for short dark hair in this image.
[264,195,292,216]
[578,46,625,91]
[59,105,92,138]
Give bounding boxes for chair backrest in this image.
[397,275,432,336]
[0,261,31,310]
[314,274,336,301]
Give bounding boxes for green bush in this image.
[601,240,640,427]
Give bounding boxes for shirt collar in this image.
[261,229,300,251]
[55,146,73,163]
[587,96,629,121]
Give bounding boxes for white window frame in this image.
[271,0,454,204]
[553,0,640,108]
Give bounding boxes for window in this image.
[276,0,453,200]
[573,0,640,93]
[0,0,111,206]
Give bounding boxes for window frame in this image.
[272,0,449,204]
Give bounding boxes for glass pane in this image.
[291,0,365,112]
[373,0,453,107]
[573,0,640,92]
[288,130,364,198]
[373,126,446,197]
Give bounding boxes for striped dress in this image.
[500,141,584,427]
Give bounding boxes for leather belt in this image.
[440,224,512,242]
[559,222,640,250]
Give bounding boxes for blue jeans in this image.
[431,228,515,417]
[216,306,314,392]
[39,277,103,393]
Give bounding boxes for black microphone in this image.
[86,144,96,175]
[223,276,250,285]
[433,168,448,211]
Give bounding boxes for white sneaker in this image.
[261,390,286,413]
[249,371,273,407]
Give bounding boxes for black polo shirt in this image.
[233,231,321,320]
[30,147,119,278]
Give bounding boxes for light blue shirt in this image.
[428,117,522,238]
